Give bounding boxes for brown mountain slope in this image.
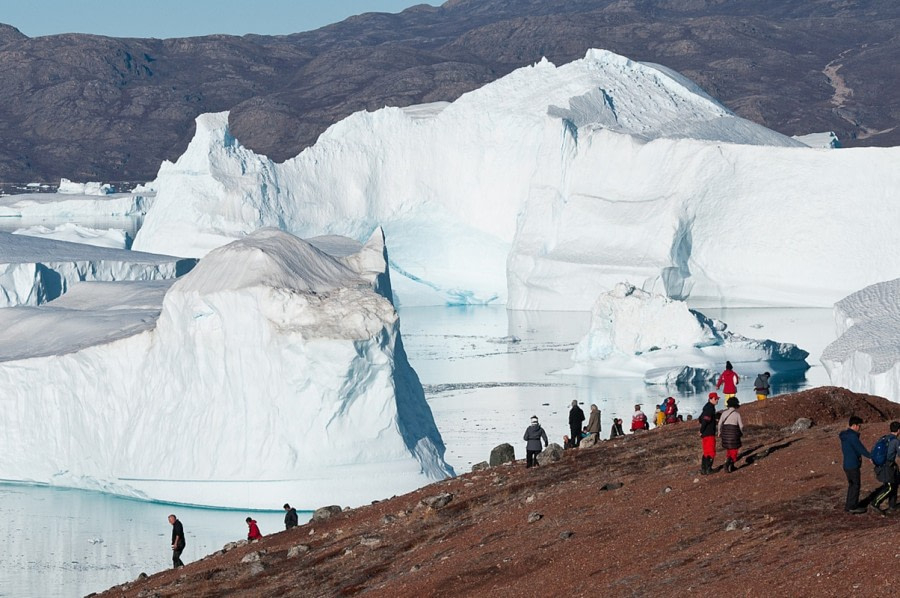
[1,0,899,183]
[97,387,900,597]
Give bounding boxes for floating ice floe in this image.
[13,223,129,249]
[0,232,194,307]
[568,283,809,385]
[0,228,453,509]
[821,278,900,402]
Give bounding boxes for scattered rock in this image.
[247,562,265,576]
[725,519,746,532]
[241,551,261,564]
[600,482,623,491]
[662,486,672,494]
[525,494,536,503]
[790,418,814,433]
[287,544,311,558]
[410,565,421,573]
[472,461,490,472]
[223,540,247,553]
[135,572,148,581]
[527,512,543,523]
[560,531,575,539]
[381,514,396,525]
[312,505,343,522]
[420,492,454,509]
[490,443,516,466]
[579,435,598,449]
[537,443,564,466]
[360,535,382,547]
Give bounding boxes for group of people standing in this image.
[841,417,900,514]
[165,503,301,569]
[698,391,744,474]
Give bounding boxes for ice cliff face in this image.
[133,48,896,309]
[0,232,195,307]
[571,283,809,382]
[0,228,453,509]
[822,279,900,403]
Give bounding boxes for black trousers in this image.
[570,425,581,447]
[871,464,899,508]
[844,467,861,510]
[172,548,185,568]
[526,450,541,467]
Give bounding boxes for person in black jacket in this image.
[168,514,186,568]
[867,421,900,512]
[839,416,870,514]
[569,400,585,447]
[699,392,720,474]
[283,503,299,530]
[524,416,549,468]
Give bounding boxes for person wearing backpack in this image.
[753,371,771,401]
[717,397,743,472]
[867,421,900,512]
[664,397,679,425]
[839,416,870,514]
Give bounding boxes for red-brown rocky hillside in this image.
[96,387,900,598]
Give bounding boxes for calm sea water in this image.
[0,301,836,596]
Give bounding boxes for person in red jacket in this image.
[631,404,649,431]
[246,517,263,541]
[716,361,740,398]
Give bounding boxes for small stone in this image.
[559,531,575,539]
[471,461,490,472]
[693,478,700,483]
[223,540,247,552]
[525,494,536,503]
[312,505,343,522]
[410,565,421,573]
[135,572,148,581]
[381,514,396,525]
[725,519,745,532]
[663,486,672,494]
[360,535,382,547]
[600,482,623,491]
[241,551,261,563]
[790,418,814,433]
[420,492,454,509]
[527,512,543,523]
[287,544,310,558]
[247,562,264,576]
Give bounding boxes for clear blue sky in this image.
[2,1,443,39]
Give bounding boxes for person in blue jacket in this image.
[840,416,870,514]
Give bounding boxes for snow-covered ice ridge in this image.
[0,232,195,307]
[131,49,900,309]
[0,228,453,509]
[571,283,809,382]
[822,279,900,402]
[0,189,151,219]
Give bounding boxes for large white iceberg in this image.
[0,232,195,307]
[821,278,900,402]
[570,283,809,382]
[0,228,453,509]
[130,49,900,310]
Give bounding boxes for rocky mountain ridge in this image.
[1,0,898,182]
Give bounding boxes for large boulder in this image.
[537,443,565,466]
[489,443,516,466]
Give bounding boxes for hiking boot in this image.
[724,459,734,473]
[848,507,867,514]
[700,457,709,475]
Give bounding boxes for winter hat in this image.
[726,397,740,408]
[708,392,719,400]
[530,416,539,424]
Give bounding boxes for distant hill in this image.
[0,0,897,183]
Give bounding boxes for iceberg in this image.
[57,178,114,196]
[13,223,129,249]
[0,228,453,509]
[570,283,809,383]
[129,49,899,310]
[821,278,900,402]
[0,232,195,307]
[0,189,151,219]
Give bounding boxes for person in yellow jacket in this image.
[654,405,665,427]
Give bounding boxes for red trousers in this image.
[726,448,739,461]
[702,435,716,458]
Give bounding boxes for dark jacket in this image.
[699,402,717,437]
[718,407,743,449]
[609,420,624,439]
[754,373,771,395]
[524,424,549,451]
[284,508,299,530]
[569,405,585,428]
[839,428,870,470]
[874,434,900,483]
[171,519,186,550]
